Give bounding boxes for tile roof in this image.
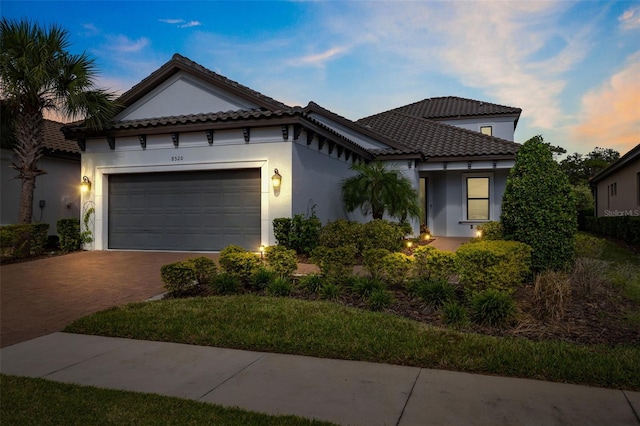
[358,111,520,159]
[42,119,80,154]
[369,96,522,121]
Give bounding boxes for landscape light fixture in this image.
[259,244,265,261]
[272,168,282,189]
[80,176,91,193]
[476,230,483,238]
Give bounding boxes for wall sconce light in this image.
[272,168,282,189]
[80,176,91,193]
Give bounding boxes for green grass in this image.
[0,375,334,426]
[65,295,640,391]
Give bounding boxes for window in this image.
[466,177,490,220]
[480,126,492,136]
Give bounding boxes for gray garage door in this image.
[108,169,260,251]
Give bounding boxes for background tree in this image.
[341,161,421,222]
[559,147,620,186]
[0,18,117,224]
[501,135,577,272]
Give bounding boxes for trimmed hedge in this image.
[0,223,49,258]
[272,210,321,256]
[456,240,532,294]
[219,245,261,284]
[161,257,218,294]
[318,219,404,256]
[585,216,640,246]
[264,245,298,278]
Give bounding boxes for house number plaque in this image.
[171,156,184,161]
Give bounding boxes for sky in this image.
[2,0,639,156]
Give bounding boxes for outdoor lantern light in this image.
[80,176,91,193]
[272,168,282,189]
[259,244,266,261]
[476,230,483,238]
[405,240,413,248]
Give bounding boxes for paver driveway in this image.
[0,251,219,348]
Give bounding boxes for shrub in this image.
[161,261,197,294]
[265,245,298,278]
[184,257,217,286]
[219,245,260,284]
[212,272,242,295]
[273,208,322,256]
[362,248,391,279]
[414,278,456,308]
[412,246,457,281]
[532,271,571,321]
[57,219,86,253]
[352,276,386,297]
[470,289,516,326]
[299,273,324,294]
[474,221,503,241]
[574,234,605,259]
[318,220,363,251]
[0,223,48,258]
[360,219,404,252]
[501,135,577,272]
[250,266,277,290]
[319,282,341,300]
[310,245,356,283]
[571,257,609,297]
[380,252,413,287]
[585,216,640,246]
[267,277,294,297]
[367,288,394,311]
[272,218,293,248]
[456,240,532,294]
[442,302,468,326]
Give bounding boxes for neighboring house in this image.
[590,143,640,217]
[62,54,521,252]
[0,119,81,236]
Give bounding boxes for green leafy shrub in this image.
[362,248,391,279]
[0,223,48,258]
[414,278,456,308]
[299,273,324,294]
[574,234,605,259]
[250,266,277,290]
[532,271,571,321]
[184,257,217,286]
[352,276,386,297]
[360,220,404,253]
[500,135,577,272]
[161,261,197,294]
[272,208,322,256]
[265,245,298,278]
[367,288,394,311]
[219,245,260,283]
[319,282,341,300]
[474,221,503,241]
[310,245,356,283]
[380,252,413,287]
[412,246,457,281]
[470,289,516,326]
[57,219,86,253]
[212,272,242,295]
[456,240,532,294]
[267,277,294,297]
[318,220,363,251]
[442,302,468,326]
[585,216,640,246]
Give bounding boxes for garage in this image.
[108,169,261,251]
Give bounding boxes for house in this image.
[590,143,640,217]
[0,119,81,236]
[62,54,521,252]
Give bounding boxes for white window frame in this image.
[461,173,494,222]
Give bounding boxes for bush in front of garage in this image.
[218,245,261,284]
[161,256,218,296]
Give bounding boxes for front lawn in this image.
[0,375,333,426]
[65,295,640,391]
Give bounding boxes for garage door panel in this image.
[109,169,260,251]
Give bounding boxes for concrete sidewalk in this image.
[1,333,638,426]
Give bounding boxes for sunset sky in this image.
[3,0,640,156]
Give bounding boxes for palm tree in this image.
[341,161,421,221]
[0,18,117,224]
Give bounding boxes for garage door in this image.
[108,169,261,251]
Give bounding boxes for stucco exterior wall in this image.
[437,116,516,141]
[594,158,640,217]
[80,126,293,250]
[1,149,80,235]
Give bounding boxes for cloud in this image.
[619,6,640,30]
[159,18,202,28]
[81,23,100,37]
[106,35,150,53]
[570,55,640,154]
[289,46,349,67]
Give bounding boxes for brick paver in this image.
[0,251,219,348]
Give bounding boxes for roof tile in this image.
[365,96,522,120]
